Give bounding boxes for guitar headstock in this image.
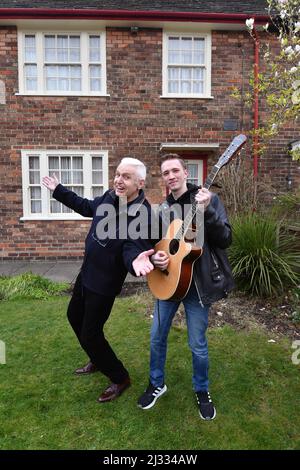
[216,134,247,169]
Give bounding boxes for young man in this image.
[137,154,234,420]
[42,158,154,403]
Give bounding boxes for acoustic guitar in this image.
[147,134,247,301]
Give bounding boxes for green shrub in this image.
[0,272,69,301]
[228,213,300,297]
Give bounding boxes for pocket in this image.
[210,249,224,283]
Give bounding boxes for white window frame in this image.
[17,29,108,96]
[21,149,109,220]
[185,159,204,186]
[162,31,212,99]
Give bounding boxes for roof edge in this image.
[0,8,269,24]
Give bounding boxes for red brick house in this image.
[0,1,299,260]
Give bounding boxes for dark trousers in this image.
[67,273,129,384]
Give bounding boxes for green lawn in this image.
[0,294,299,450]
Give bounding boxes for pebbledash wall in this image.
[0,25,299,260]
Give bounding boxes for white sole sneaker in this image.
[138,384,168,410]
[199,406,216,421]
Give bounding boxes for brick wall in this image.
[0,26,299,259]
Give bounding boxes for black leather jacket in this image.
[160,184,235,305]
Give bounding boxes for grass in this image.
[0,294,300,450]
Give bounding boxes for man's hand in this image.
[42,173,59,191]
[151,250,169,271]
[132,249,155,277]
[195,187,212,209]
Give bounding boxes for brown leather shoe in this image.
[97,377,131,403]
[74,362,98,375]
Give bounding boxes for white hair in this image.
[119,157,146,180]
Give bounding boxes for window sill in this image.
[20,216,92,221]
[160,95,214,99]
[15,93,110,97]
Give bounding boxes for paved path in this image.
[0,260,143,286]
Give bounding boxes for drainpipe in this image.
[252,27,260,178]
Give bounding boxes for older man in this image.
[43,157,154,403]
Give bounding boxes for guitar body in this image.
[147,219,203,301]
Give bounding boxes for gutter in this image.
[252,28,260,178]
[0,8,269,24]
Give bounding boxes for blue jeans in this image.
[150,282,210,392]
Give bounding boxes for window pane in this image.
[92,171,103,184]
[90,36,100,48]
[46,78,57,90]
[168,81,179,93]
[30,187,41,199]
[181,68,192,80]
[70,66,81,78]
[57,35,68,48]
[182,51,192,64]
[45,48,56,62]
[92,157,102,170]
[181,81,191,93]
[168,67,179,79]
[70,36,80,61]
[25,35,36,62]
[46,65,56,77]
[31,200,41,213]
[62,205,72,213]
[92,187,103,198]
[26,78,37,91]
[73,171,83,184]
[70,36,80,48]
[61,157,71,170]
[193,81,203,93]
[194,51,204,64]
[181,38,193,50]
[187,164,198,179]
[25,35,36,48]
[168,51,180,63]
[89,35,101,62]
[194,38,205,50]
[193,68,203,80]
[73,157,83,169]
[29,156,39,170]
[25,65,37,91]
[61,171,71,184]
[90,65,101,78]
[45,35,55,48]
[71,78,81,91]
[168,37,180,49]
[50,200,61,213]
[44,35,56,61]
[29,171,40,184]
[49,156,59,170]
[90,79,101,91]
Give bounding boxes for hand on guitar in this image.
[132,249,155,276]
[195,188,211,209]
[151,250,170,271]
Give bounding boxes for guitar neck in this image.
[175,165,221,240]
[203,165,220,190]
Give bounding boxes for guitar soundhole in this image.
[169,239,179,255]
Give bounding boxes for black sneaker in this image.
[137,383,167,409]
[196,391,216,420]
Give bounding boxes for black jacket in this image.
[53,184,153,296]
[160,184,235,305]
